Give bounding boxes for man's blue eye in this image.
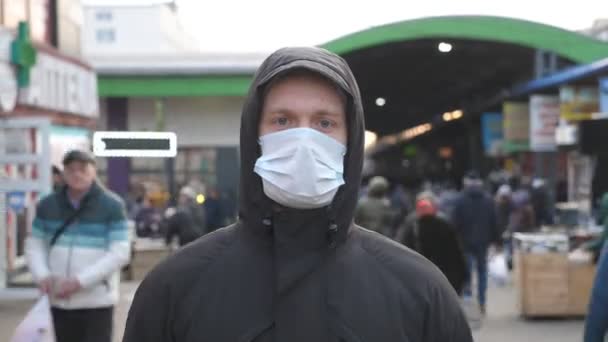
[320,120,332,128]
[277,118,288,125]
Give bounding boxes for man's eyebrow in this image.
[264,107,295,115]
[314,110,343,118]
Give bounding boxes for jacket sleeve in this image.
[76,200,131,288]
[424,278,473,342]
[25,213,51,282]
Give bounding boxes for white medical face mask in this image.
[254,127,346,209]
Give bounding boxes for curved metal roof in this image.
[322,16,608,63]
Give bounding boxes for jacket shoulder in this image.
[35,192,60,217]
[353,227,450,289]
[98,188,126,209]
[143,224,239,285]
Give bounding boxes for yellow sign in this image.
[559,86,599,121]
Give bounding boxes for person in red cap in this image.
[397,197,468,294]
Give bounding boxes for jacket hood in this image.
[238,47,365,244]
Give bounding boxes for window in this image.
[96,11,113,21]
[96,29,116,43]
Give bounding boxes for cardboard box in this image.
[515,252,596,317]
[567,263,596,315]
[515,253,569,316]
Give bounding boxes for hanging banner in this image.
[600,77,608,114]
[530,95,560,152]
[503,102,530,153]
[559,86,599,121]
[481,113,503,156]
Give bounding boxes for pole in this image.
[155,98,176,205]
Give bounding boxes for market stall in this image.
[514,224,600,318]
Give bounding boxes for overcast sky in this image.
[83,0,608,53]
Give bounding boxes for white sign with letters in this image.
[18,52,99,118]
[530,95,560,152]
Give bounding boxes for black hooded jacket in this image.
[123,47,473,342]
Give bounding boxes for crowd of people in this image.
[123,182,235,248]
[354,170,573,316]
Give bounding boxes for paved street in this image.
[1,281,584,341]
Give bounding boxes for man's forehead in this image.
[263,69,347,103]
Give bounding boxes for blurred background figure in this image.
[204,187,226,233]
[495,184,514,239]
[452,171,500,315]
[389,182,414,235]
[531,177,553,227]
[51,165,64,192]
[396,197,468,294]
[437,180,460,222]
[165,186,206,247]
[134,196,161,238]
[354,176,395,236]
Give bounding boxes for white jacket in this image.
[26,185,131,309]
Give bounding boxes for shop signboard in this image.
[0,29,17,113]
[559,86,599,121]
[481,112,503,156]
[529,95,560,152]
[17,51,99,118]
[503,102,530,153]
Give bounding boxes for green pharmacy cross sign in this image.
[10,21,37,87]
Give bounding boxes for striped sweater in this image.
[26,182,131,309]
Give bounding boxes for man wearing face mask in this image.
[123,47,472,342]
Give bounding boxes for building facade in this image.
[0,0,98,288]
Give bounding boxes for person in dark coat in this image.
[123,47,472,342]
[452,171,501,315]
[398,198,468,294]
[495,184,514,238]
[165,186,205,247]
[204,187,226,232]
[354,176,394,236]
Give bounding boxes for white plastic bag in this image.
[10,296,55,342]
[488,253,509,287]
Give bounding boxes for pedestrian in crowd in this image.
[397,197,468,294]
[495,184,513,238]
[508,186,536,234]
[437,180,460,222]
[354,175,395,236]
[204,187,226,233]
[123,47,472,342]
[26,150,131,342]
[165,186,206,247]
[397,190,437,239]
[51,165,64,192]
[584,244,608,342]
[531,177,553,227]
[452,171,500,315]
[134,196,162,238]
[389,183,413,226]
